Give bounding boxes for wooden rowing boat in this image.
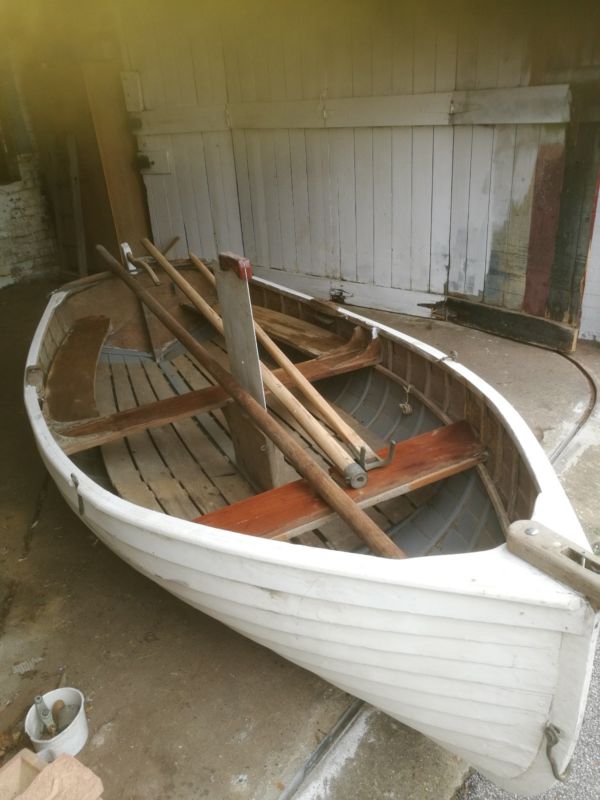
[24,254,599,795]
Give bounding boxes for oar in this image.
[141,238,368,489]
[188,251,380,466]
[97,244,405,559]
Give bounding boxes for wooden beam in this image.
[250,267,443,320]
[432,296,577,353]
[215,251,286,490]
[194,421,485,541]
[56,333,381,454]
[523,140,566,317]
[450,85,571,126]
[82,60,150,256]
[66,133,87,277]
[132,85,571,134]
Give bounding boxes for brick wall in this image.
[0,153,58,288]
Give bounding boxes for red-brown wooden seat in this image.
[194,420,485,541]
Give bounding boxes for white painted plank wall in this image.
[120,0,562,316]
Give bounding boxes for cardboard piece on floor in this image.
[15,754,103,800]
[0,749,46,799]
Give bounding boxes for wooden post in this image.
[97,245,405,559]
[215,252,286,490]
[81,61,150,255]
[190,252,379,465]
[66,133,87,277]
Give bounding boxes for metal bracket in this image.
[25,365,44,392]
[357,440,397,472]
[544,723,571,782]
[437,349,458,364]
[34,695,56,737]
[70,474,85,515]
[120,242,161,285]
[329,287,353,304]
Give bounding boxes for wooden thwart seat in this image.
[194,421,485,541]
[251,306,346,356]
[183,302,347,357]
[45,315,110,421]
[56,335,380,454]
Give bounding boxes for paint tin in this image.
[24,687,88,761]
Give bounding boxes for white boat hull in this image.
[25,287,599,795]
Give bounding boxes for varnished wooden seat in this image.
[56,334,380,454]
[194,421,485,541]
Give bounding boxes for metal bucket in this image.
[24,687,88,761]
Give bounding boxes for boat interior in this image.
[31,260,541,559]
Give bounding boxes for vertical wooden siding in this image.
[580,173,600,340]
[120,0,578,316]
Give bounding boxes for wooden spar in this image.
[97,245,404,558]
[189,251,379,464]
[141,239,368,489]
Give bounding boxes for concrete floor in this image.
[1,281,598,799]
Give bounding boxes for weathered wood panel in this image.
[548,124,600,325]
[133,86,570,135]
[523,130,567,316]
[580,174,600,340]
[119,0,585,330]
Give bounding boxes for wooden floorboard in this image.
[126,361,226,515]
[109,358,199,519]
[168,354,235,462]
[96,363,163,513]
[142,360,252,506]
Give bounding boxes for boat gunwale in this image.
[24,279,589,604]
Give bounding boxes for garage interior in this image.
[1,1,600,798]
